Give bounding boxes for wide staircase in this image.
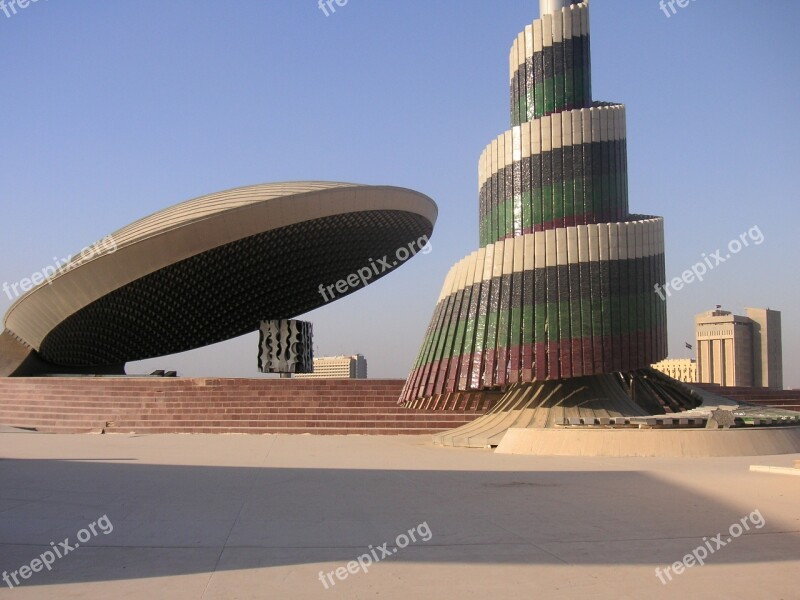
[0,378,484,435]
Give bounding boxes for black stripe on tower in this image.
[545,257,559,378]
[609,240,621,371]
[534,41,545,118]
[553,36,565,111]
[525,54,535,122]
[543,135,553,224]
[599,242,612,373]
[521,143,532,233]
[479,175,487,245]
[573,135,584,224]
[489,164,500,240]
[600,137,610,221]
[557,262,571,359]
[573,32,585,106]
[531,146,542,231]
[579,260,592,373]
[511,66,519,127]
[543,32,554,115]
[513,145,523,236]
[608,136,618,222]
[591,140,603,218]
[564,29,575,110]
[568,237,582,374]
[552,145,563,228]
[505,160,513,236]
[581,131,593,219]
[517,60,526,125]
[628,230,639,366]
[563,130,574,223]
[458,278,482,388]
[620,133,629,217]
[582,14,591,103]
[498,270,513,371]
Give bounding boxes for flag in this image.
[685,342,693,350]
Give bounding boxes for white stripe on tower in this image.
[540,0,581,18]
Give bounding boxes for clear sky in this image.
[1,1,798,387]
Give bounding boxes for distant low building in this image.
[651,358,697,383]
[294,354,367,379]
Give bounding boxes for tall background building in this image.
[695,307,782,389]
[747,307,783,389]
[294,354,367,379]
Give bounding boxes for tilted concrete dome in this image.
[2,181,436,374]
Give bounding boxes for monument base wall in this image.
[0,378,483,435]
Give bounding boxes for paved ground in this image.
[0,429,798,599]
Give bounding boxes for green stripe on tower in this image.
[412,291,664,368]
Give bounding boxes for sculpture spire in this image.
[401,2,672,448]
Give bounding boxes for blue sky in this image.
[1,0,798,387]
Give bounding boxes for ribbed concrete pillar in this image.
[257,319,314,375]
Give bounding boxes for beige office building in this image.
[746,307,783,390]
[651,358,697,383]
[294,354,367,379]
[695,307,782,389]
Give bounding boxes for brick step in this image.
[0,414,478,425]
[105,419,475,428]
[732,399,800,403]
[0,417,108,428]
[0,393,404,398]
[131,403,411,409]
[0,410,479,423]
[0,399,408,408]
[0,405,416,414]
[0,393,408,399]
[746,401,800,406]
[736,396,800,400]
[126,407,481,413]
[0,382,398,386]
[1,422,470,435]
[0,399,156,406]
[0,391,407,399]
[0,407,123,413]
[0,407,479,418]
[106,413,477,420]
[0,378,472,436]
[102,427,449,435]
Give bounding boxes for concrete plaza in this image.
[0,428,798,599]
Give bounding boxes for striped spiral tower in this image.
[401,1,675,442]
